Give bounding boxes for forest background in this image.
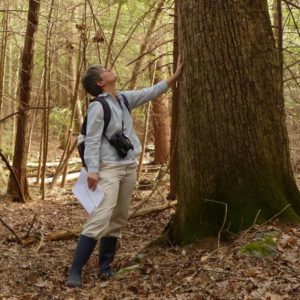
[0,0,300,299]
[0,0,299,199]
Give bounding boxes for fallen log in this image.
[129,200,177,219]
[1,201,177,245]
[27,171,80,184]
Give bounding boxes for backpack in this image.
[78,93,130,167]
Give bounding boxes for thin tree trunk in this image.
[137,102,152,182]
[129,0,165,90]
[36,126,43,185]
[137,62,158,182]
[53,50,62,107]
[168,0,179,200]
[50,139,77,189]
[60,161,68,188]
[27,68,45,156]
[40,0,54,199]
[111,2,157,68]
[272,0,279,41]
[50,49,83,191]
[49,129,72,190]
[86,0,110,55]
[33,68,45,185]
[53,21,85,189]
[105,0,123,68]
[0,6,9,149]
[66,5,83,136]
[7,0,41,202]
[10,49,21,158]
[152,50,170,165]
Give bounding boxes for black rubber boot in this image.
[66,235,97,287]
[99,236,117,279]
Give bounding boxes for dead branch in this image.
[49,139,77,190]
[111,2,158,68]
[129,200,177,218]
[259,204,291,227]
[122,230,151,240]
[46,226,82,241]
[285,2,300,37]
[105,0,122,68]
[0,217,24,245]
[1,200,177,246]
[0,150,26,203]
[205,199,228,249]
[127,39,174,66]
[24,213,37,238]
[121,52,172,90]
[283,0,300,10]
[86,0,109,49]
[0,106,52,123]
[35,225,45,252]
[130,164,170,217]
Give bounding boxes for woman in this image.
[66,57,183,287]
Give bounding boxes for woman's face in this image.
[98,68,117,87]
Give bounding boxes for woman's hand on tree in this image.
[167,55,184,86]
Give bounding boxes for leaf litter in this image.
[0,180,300,300]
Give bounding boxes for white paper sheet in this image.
[72,168,104,214]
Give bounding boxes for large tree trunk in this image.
[7,0,40,202]
[167,0,300,244]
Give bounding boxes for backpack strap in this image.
[119,93,130,113]
[93,96,111,134]
[80,96,111,136]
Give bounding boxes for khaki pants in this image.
[81,163,136,240]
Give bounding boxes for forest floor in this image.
[1,118,300,300]
[0,170,300,300]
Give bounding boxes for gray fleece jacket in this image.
[79,80,169,173]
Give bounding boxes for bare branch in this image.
[0,217,24,245]
[283,0,300,10]
[0,106,52,123]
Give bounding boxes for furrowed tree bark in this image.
[167,0,300,244]
[275,0,284,97]
[7,0,40,202]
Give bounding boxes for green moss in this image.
[115,265,140,277]
[239,231,278,258]
[239,241,275,257]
